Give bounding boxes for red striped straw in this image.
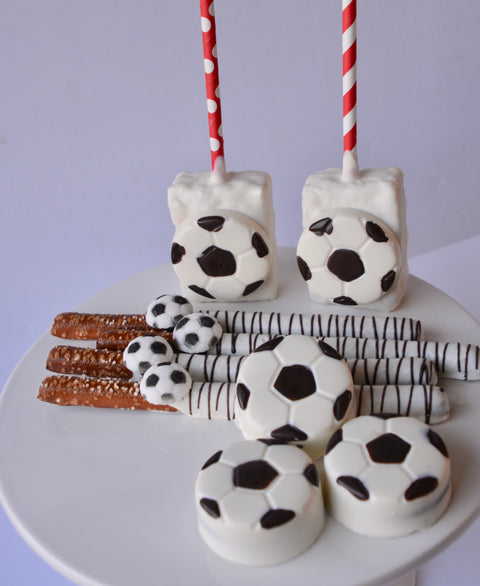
[200,0,225,176]
[342,0,359,176]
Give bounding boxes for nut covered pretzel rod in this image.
[50,312,172,341]
[37,375,177,411]
[203,309,422,341]
[45,345,438,386]
[37,376,448,424]
[96,328,163,350]
[47,346,130,379]
[209,334,480,380]
[174,383,450,424]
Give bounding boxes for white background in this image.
[1,1,479,584]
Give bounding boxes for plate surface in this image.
[1,249,480,586]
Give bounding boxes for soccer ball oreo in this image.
[323,415,451,537]
[123,335,174,381]
[296,208,401,306]
[195,439,325,565]
[171,210,272,301]
[173,312,223,353]
[145,294,193,331]
[235,335,355,459]
[140,362,192,405]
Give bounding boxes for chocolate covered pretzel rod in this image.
[38,376,448,424]
[37,375,177,411]
[174,382,449,424]
[51,312,165,340]
[46,345,438,386]
[204,309,422,341]
[210,334,480,380]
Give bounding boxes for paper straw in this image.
[342,0,358,176]
[200,0,225,174]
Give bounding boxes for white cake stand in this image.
[1,249,480,586]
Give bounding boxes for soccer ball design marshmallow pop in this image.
[297,207,402,307]
[171,210,273,302]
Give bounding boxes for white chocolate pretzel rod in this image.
[203,309,422,341]
[174,353,437,386]
[45,345,437,386]
[175,383,449,425]
[37,376,448,424]
[209,334,480,380]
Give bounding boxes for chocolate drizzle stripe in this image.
[268,312,275,335]
[199,311,422,340]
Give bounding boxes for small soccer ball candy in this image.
[323,414,451,537]
[123,335,174,381]
[171,210,272,301]
[173,312,223,353]
[139,362,192,405]
[296,207,401,306]
[195,439,325,565]
[145,294,193,331]
[235,335,355,459]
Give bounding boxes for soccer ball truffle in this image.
[139,362,192,405]
[171,210,272,301]
[323,414,451,537]
[195,439,325,565]
[235,335,355,459]
[123,335,174,381]
[173,312,223,354]
[296,208,401,306]
[145,294,193,331]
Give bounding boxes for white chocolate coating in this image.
[174,353,437,386]
[168,170,278,301]
[173,382,449,424]
[235,335,355,459]
[195,440,325,565]
[323,415,451,537]
[204,309,422,340]
[300,166,408,311]
[297,208,402,306]
[208,334,480,380]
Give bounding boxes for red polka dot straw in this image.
[200,0,225,174]
[342,0,357,161]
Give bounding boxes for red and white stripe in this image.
[200,0,225,174]
[342,0,357,159]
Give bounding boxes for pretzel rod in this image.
[96,328,164,350]
[210,334,480,380]
[175,353,437,386]
[45,345,437,386]
[38,376,447,424]
[174,383,449,424]
[50,312,161,340]
[47,346,130,379]
[204,309,422,341]
[37,375,177,411]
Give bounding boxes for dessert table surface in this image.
[1,238,480,586]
